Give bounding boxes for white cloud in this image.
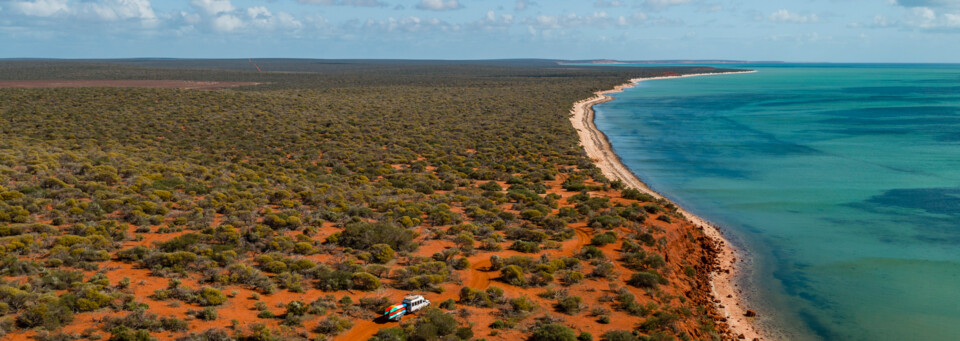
[211,14,243,32]
[8,0,158,27]
[246,6,302,30]
[357,16,460,32]
[515,0,535,11]
[9,0,70,17]
[617,12,648,26]
[644,0,690,11]
[595,0,624,7]
[873,14,894,27]
[863,3,960,30]
[945,12,960,25]
[901,6,960,28]
[192,0,234,16]
[524,13,599,29]
[468,10,513,30]
[908,7,937,27]
[522,11,650,29]
[417,0,461,11]
[768,32,824,43]
[769,9,819,23]
[298,0,389,7]
[80,0,157,22]
[699,5,723,13]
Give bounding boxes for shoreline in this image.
[569,70,768,341]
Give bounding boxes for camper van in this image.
[383,294,431,322]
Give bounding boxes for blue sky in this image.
[1,0,958,62]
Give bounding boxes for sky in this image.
[1,0,959,62]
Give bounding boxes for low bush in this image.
[556,296,583,315]
[590,231,617,246]
[314,314,353,335]
[196,287,227,306]
[530,323,577,341]
[509,241,540,253]
[628,271,667,289]
[17,301,74,330]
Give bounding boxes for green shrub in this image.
[500,265,527,287]
[314,314,353,335]
[601,331,638,341]
[17,301,74,330]
[638,311,679,333]
[108,326,152,341]
[459,287,492,307]
[369,244,396,264]
[161,317,189,331]
[561,180,586,192]
[286,301,308,316]
[337,222,416,252]
[590,231,617,246]
[509,240,540,253]
[621,188,656,202]
[628,271,667,289]
[195,306,218,321]
[556,296,582,315]
[530,323,577,341]
[314,269,354,291]
[369,327,407,341]
[509,296,537,313]
[559,271,584,285]
[479,181,502,191]
[351,272,381,291]
[451,257,470,270]
[578,246,604,260]
[196,287,227,306]
[293,242,317,255]
[590,261,615,279]
[643,254,666,269]
[411,308,458,340]
[520,209,544,221]
[490,320,510,329]
[683,266,696,277]
[439,298,456,310]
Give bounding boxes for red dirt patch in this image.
[0,80,260,89]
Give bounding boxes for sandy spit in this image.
[569,71,771,341]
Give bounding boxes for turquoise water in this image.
[594,64,960,340]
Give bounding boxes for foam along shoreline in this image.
[569,70,768,341]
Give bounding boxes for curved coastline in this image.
[569,70,769,341]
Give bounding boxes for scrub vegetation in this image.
[0,60,734,340]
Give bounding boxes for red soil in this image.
[2,167,721,341]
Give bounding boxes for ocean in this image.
[593,64,960,340]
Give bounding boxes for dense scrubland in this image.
[0,60,735,341]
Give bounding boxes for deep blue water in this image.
[594,64,960,340]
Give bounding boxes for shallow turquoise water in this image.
[594,64,960,340]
